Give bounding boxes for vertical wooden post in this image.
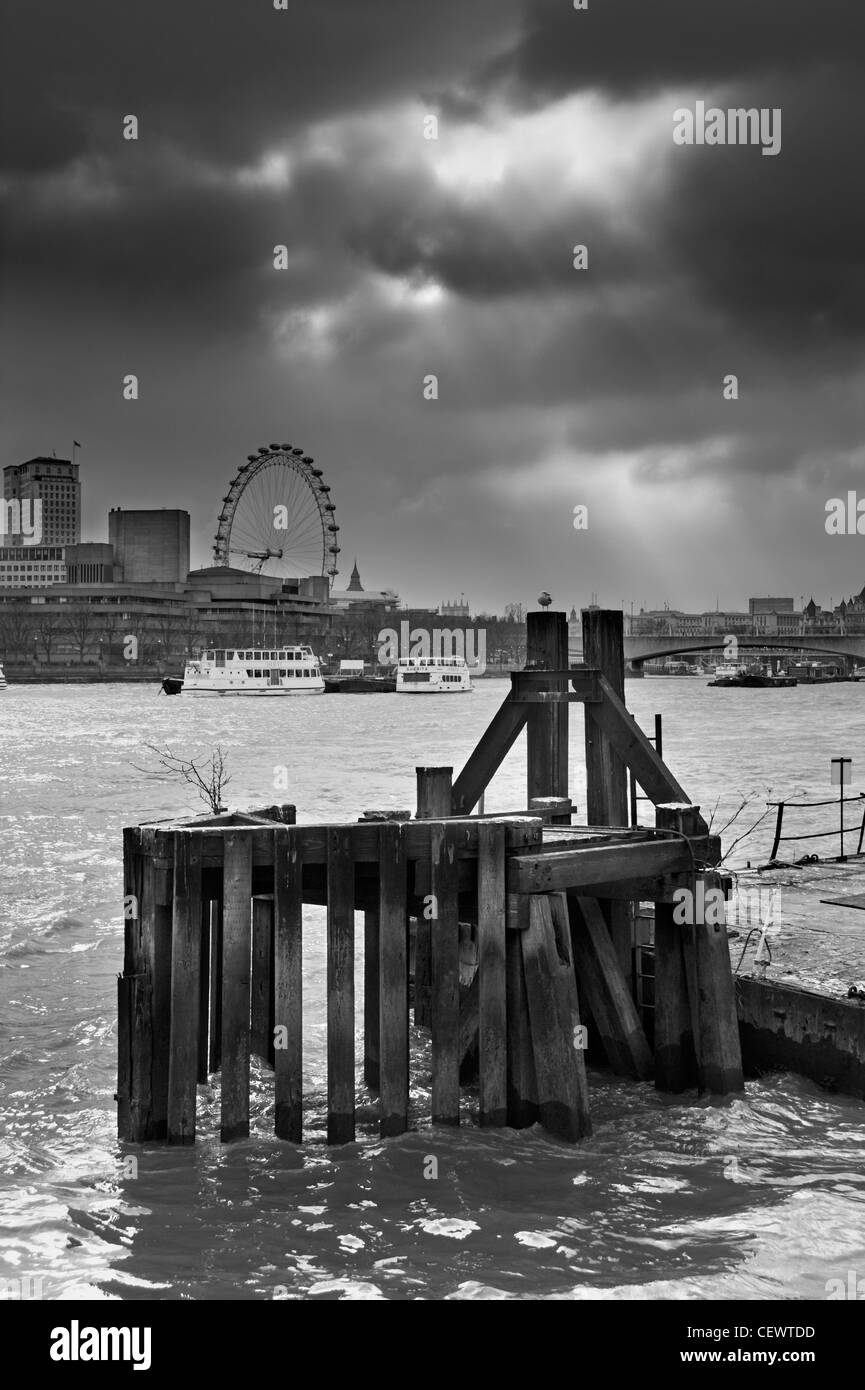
[477,822,507,1127]
[654,805,699,1092]
[208,892,223,1075]
[119,827,142,1141]
[685,868,744,1095]
[378,822,409,1138]
[327,826,356,1144]
[364,903,381,1089]
[582,608,632,982]
[505,892,538,1127]
[522,895,591,1141]
[274,827,303,1142]
[653,901,697,1091]
[220,831,253,1142]
[197,891,211,1083]
[414,768,452,1030]
[168,831,202,1144]
[525,610,569,803]
[430,822,461,1125]
[529,796,573,826]
[251,896,274,1066]
[137,829,173,1141]
[567,893,653,1079]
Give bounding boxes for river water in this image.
[1,679,864,1300]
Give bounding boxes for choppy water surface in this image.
[1,679,864,1299]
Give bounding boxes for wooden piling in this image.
[525,611,569,803]
[327,826,356,1144]
[430,822,461,1125]
[653,900,697,1091]
[138,829,173,1141]
[477,821,507,1127]
[119,827,142,1141]
[251,896,274,1066]
[688,871,744,1094]
[208,895,223,1074]
[568,893,653,1079]
[197,896,211,1083]
[378,822,409,1137]
[364,904,380,1090]
[415,768,453,1030]
[167,832,202,1144]
[522,895,591,1140]
[505,892,539,1127]
[582,609,632,981]
[220,831,253,1142]
[274,828,303,1142]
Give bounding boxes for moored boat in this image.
[395,655,473,693]
[0,662,7,690]
[181,646,325,696]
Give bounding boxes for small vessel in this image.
[708,663,797,688]
[0,662,7,690]
[181,646,325,696]
[395,655,473,693]
[161,676,184,696]
[323,660,396,694]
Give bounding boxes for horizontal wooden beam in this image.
[134,816,544,869]
[507,837,692,895]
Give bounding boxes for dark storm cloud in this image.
[0,0,522,174]
[497,0,865,99]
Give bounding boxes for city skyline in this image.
[3,2,864,616]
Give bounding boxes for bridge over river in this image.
[622,633,865,668]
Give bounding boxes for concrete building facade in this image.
[109,508,190,584]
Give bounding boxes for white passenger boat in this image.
[395,655,473,693]
[0,662,7,690]
[181,646,325,696]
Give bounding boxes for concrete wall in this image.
[737,977,865,1100]
[109,509,190,583]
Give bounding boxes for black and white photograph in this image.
[1,0,864,1350]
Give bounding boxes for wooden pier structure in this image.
[117,609,743,1147]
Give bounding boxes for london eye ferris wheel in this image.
[212,444,340,584]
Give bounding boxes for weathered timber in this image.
[220,831,253,1142]
[505,892,539,1126]
[451,695,529,815]
[119,827,143,1141]
[687,871,743,1094]
[529,796,573,826]
[250,895,274,1066]
[653,901,697,1091]
[167,832,202,1143]
[430,822,461,1125]
[507,838,692,895]
[378,822,409,1138]
[568,894,653,1079]
[197,896,211,1083]
[590,678,694,815]
[208,895,223,1074]
[142,829,173,1141]
[525,611,569,804]
[477,821,507,1126]
[363,903,380,1090]
[415,769,453,1031]
[581,610,632,981]
[274,829,303,1142]
[327,827,356,1144]
[522,895,591,1140]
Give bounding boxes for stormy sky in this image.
[2,0,864,614]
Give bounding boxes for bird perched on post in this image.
[538,591,552,609]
